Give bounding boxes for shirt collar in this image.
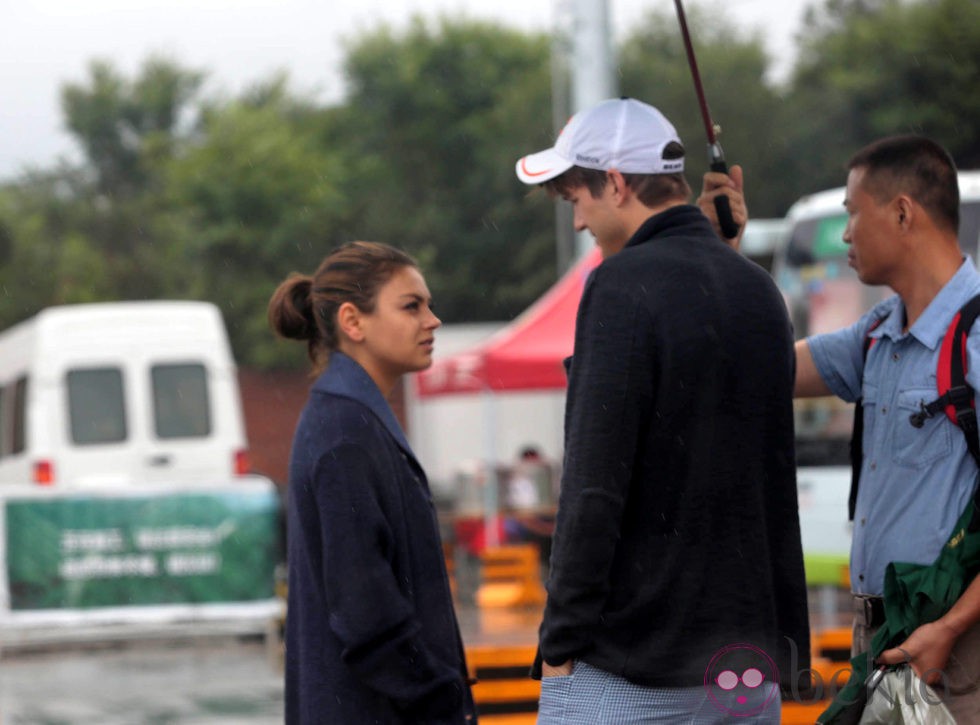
[875,258,980,349]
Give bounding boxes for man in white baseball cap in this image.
[516,97,747,255]
[519,97,811,724]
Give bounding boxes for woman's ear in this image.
[337,301,365,343]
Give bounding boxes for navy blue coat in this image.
[284,352,476,724]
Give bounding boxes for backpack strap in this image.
[908,294,980,471]
[848,319,885,521]
[946,293,980,531]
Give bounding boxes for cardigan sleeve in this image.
[313,441,464,720]
[538,272,651,666]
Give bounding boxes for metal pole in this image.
[570,0,616,258]
[571,0,615,111]
[551,0,575,274]
[482,388,500,548]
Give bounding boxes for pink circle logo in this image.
[703,643,779,717]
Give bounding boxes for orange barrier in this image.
[814,627,854,663]
[782,625,854,722]
[783,700,833,723]
[476,545,547,608]
[467,643,539,724]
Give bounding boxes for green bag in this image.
[817,501,980,724]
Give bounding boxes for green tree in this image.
[62,57,204,199]
[0,179,61,326]
[54,57,208,300]
[0,163,124,327]
[334,17,557,323]
[785,0,980,189]
[164,77,349,367]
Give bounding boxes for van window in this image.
[152,363,211,439]
[11,376,27,454]
[67,368,127,445]
[785,214,847,266]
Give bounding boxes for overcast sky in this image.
[0,0,814,181]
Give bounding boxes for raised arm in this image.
[795,339,833,398]
[697,164,747,250]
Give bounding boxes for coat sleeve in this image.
[538,272,650,666]
[314,441,465,720]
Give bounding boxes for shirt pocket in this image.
[894,387,951,468]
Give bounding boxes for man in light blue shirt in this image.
[807,261,980,596]
[794,135,980,721]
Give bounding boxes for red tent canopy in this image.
[416,248,601,397]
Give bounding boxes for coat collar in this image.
[311,351,417,462]
[625,204,718,249]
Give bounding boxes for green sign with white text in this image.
[812,214,849,260]
[5,488,280,610]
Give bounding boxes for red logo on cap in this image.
[519,157,552,178]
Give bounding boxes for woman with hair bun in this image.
[269,241,476,724]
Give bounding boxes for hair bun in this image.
[268,273,317,341]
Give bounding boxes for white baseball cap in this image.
[515,97,684,185]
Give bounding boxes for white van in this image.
[0,301,250,488]
[739,217,789,273]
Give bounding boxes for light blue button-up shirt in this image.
[808,259,980,595]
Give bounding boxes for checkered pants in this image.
[537,660,781,724]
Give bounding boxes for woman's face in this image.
[351,265,441,393]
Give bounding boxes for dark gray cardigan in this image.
[284,352,475,724]
[537,205,811,689]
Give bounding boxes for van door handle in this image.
[147,454,173,467]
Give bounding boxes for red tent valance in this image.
[415,248,601,397]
